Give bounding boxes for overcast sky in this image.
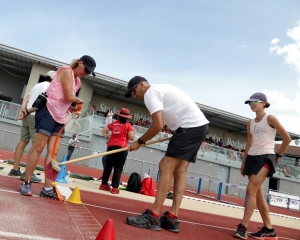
[1,1,299,139]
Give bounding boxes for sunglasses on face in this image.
[82,62,91,75]
[131,83,139,95]
[249,101,264,106]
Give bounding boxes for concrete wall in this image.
[279,179,300,196]
[78,80,93,115]
[0,68,29,104]
[207,125,247,150]
[25,63,53,98]
[91,94,152,122]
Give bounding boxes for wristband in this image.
[138,138,145,145]
[275,152,283,158]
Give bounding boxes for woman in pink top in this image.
[20,55,96,200]
[234,93,291,240]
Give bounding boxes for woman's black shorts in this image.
[244,154,276,178]
[166,124,208,163]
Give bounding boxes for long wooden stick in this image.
[59,137,171,166]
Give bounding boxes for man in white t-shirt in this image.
[8,70,55,182]
[66,134,80,161]
[124,76,209,233]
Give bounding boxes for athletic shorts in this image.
[20,114,36,143]
[35,106,65,137]
[166,124,208,163]
[244,154,276,178]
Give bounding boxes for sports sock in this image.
[265,227,274,232]
[167,211,177,219]
[150,209,160,218]
[44,187,52,191]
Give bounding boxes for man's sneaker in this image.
[111,187,119,194]
[8,168,21,176]
[20,182,32,196]
[99,183,111,191]
[160,211,179,233]
[250,226,278,239]
[126,209,161,231]
[40,187,62,201]
[20,172,42,183]
[234,223,247,239]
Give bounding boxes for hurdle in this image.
[217,182,246,205]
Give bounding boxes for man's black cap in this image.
[124,76,147,98]
[80,55,96,77]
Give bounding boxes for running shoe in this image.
[20,172,42,183]
[40,187,62,201]
[99,184,111,191]
[20,182,32,196]
[160,211,179,233]
[234,223,247,239]
[250,226,278,239]
[8,168,21,176]
[126,209,161,231]
[111,187,119,194]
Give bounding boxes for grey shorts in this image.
[20,114,36,143]
[166,124,208,163]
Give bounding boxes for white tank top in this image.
[248,114,276,156]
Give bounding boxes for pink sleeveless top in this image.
[248,114,276,156]
[46,66,81,124]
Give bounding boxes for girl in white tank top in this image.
[234,92,292,240]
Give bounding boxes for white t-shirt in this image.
[27,81,51,115]
[68,137,79,147]
[144,84,209,130]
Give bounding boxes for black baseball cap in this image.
[124,76,147,98]
[80,55,96,77]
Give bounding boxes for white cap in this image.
[46,70,56,79]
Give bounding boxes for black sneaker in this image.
[250,226,277,239]
[8,168,21,176]
[126,209,161,231]
[161,211,179,233]
[40,187,61,201]
[234,224,247,239]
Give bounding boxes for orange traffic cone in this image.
[95,219,116,240]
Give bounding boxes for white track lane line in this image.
[0,230,60,240]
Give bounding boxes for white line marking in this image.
[182,195,300,220]
[0,231,60,240]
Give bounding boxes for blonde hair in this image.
[70,59,81,69]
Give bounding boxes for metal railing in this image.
[1,100,299,180]
[0,100,21,120]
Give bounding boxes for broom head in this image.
[50,159,61,172]
[44,161,59,182]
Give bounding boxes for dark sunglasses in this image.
[82,62,91,74]
[131,83,139,95]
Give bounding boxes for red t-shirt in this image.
[107,120,134,147]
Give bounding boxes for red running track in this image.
[0,175,299,240]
